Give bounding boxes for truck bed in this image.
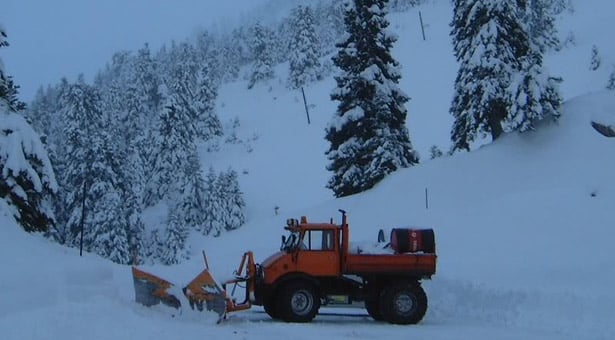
[345,253,436,278]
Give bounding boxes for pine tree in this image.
[607,66,615,91]
[57,80,100,244]
[326,0,418,198]
[0,29,25,113]
[218,169,246,232]
[176,151,208,232]
[247,22,275,89]
[86,134,131,264]
[159,211,190,265]
[202,167,223,236]
[525,0,560,53]
[288,5,322,89]
[314,1,346,55]
[429,145,443,159]
[57,80,130,263]
[144,102,196,205]
[590,45,601,71]
[0,26,58,232]
[508,49,562,132]
[26,86,58,139]
[194,61,223,141]
[229,27,253,66]
[162,42,222,142]
[450,0,530,150]
[130,43,163,132]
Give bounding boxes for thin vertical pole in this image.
[79,180,87,256]
[301,87,311,125]
[419,11,426,41]
[425,187,429,210]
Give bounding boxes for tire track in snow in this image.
[426,277,615,339]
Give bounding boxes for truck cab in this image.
[260,218,342,284]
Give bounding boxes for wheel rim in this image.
[291,290,313,316]
[395,293,415,315]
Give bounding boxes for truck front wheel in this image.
[365,299,384,321]
[277,282,320,323]
[380,282,427,324]
[263,297,279,319]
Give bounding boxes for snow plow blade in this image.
[131,266,227,320]
[182,268,227,319]
[131,266,181,309]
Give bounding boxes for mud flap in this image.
[132,266,181,309]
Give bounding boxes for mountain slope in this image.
[2,91,613,339]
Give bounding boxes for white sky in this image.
[2,0,270,101]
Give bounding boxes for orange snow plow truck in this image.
[131,210,437,324]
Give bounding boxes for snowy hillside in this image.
[2,1,615,339]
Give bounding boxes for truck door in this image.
[297,229,340,277]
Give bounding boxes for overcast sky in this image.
[2,0,271,101]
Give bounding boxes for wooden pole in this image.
[301,87,311,125]
[79,180,87,256]
[419,11,426,41]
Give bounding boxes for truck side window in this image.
[305,230,334,251]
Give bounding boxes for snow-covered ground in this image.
[2,1,615,339]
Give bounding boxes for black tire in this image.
[263,297,279,319]
[380,282,427,325]
[277,282,320,323]
[365,299,384,321]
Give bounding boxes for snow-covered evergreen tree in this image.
[552,0,573,14]
[162,42,222,142]
[508,49,562,132]
[590,45,601,71]
[217,169,246,232]
[288,5,322,89]
[194,61,223,141]
[229,27,254,66]
[134,43,163,119]
[176,151,208,232]
[450,0,530,150]
[144,101,196,206]
[507,0,562,132]
[0,107,58,233]
[25,86,59,141]
[314,0,346,55]
[525,0,560,52]
[0,26,58,232]
[325,0,419,197]
[143,43,219,208]
[202,167,223,236]
[247,22,275,89]
[389,0,424,11]
[0,29,25,114]
[86,134,131,264]
[159,211,190,265]
[607,66,615,91]
[429,145,443,159]
[56,79,130,264]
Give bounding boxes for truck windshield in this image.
[281,231,301,252]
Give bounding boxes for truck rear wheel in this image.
[277,282,320,323]
[380,282,427,324]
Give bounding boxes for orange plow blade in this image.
[131,266,181,309]
[131,266,228,320]
[182,268,227,318]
